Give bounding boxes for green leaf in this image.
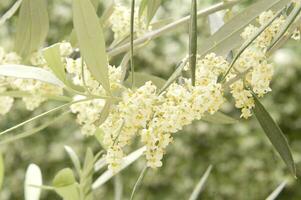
[266,181,287,200]
[130,166,148,200]
[89,0,99,10]
[25,164,42,200]
[79,148,94,200]
[73,0,110,94]
[253,94,296,176]
[125,72,166,89]
[189,0,197,86]
[159,60,187,94]
[43,44,84,92]
[0,0,23,26]
[189,165,212,200]
[99,1,115,27]
[95,128,105,148]
[0,112,69,145]
[221,7,285,81]
[201,112,237,124]
[139,0,148,19]
[139,0,161,25]
[92,146,146,189]
[268,3,301,51]
[0,153,4,191]
[0,64,64,87]
[43,43,67,83]
[64,146,81,175]
[208,12,224,34]
[0,98,94,137]
[15,0,49,58]
[95,101,111,126]
[199,0,290,57]
[53,168,80,200]
[146,0,161,25]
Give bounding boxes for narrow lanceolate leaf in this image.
[159,59,187,94]
[64,146,82,175]
[146,0,161,25]
[0,112,69,145]
[53,168,80,200]
[266,181,287,200]
[189,0,197,86]
[139,0,161,25]
[93,146,146,189]
[253,94,296,176]
[99,1,115,27]
[208,12,224,34]
[189,165,212,200]
[0,64,64,87]
[0,0,23,26]
[138,0,148,18]
[0,153,4,191]
[125,72,166,89]
[73,0,110,93]
[80,148,94,200]
[201,112,237,124]
[15,0,49,58]
[130,166,148,200]
[268,3,301,52]
[25,164,43,200]
[199,0,290,57]
[130,0,136,88]
[95,101,111,126]
[43,43,67,83]
[221,8,285,81]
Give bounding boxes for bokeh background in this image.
[0,0,301,199]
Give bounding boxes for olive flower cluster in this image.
[226,11,287,118]
[109,3,151,43]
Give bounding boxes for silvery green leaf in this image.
[73,0,110,93]
[199,0,290,57]
[53,168,80,200]
[208,12,224,34]
[189,165,212,200]
[0,112,69,145]
[43,43,67,83]
[201,112,237,124]
[130,166,148,200]
[146,0,161,25]
[93,146,146,189]
[15,0,49,58]
[64,146,81,175]
[125,72,166,89]
[25,164,43,200]
[0,0,23,26]
[80,148,94,200]
[0,64,64,87]
[253,94,296,177]
[266,181,287,200]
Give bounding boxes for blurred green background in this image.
[0,0,301,199]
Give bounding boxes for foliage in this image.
[0,0,301,200]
